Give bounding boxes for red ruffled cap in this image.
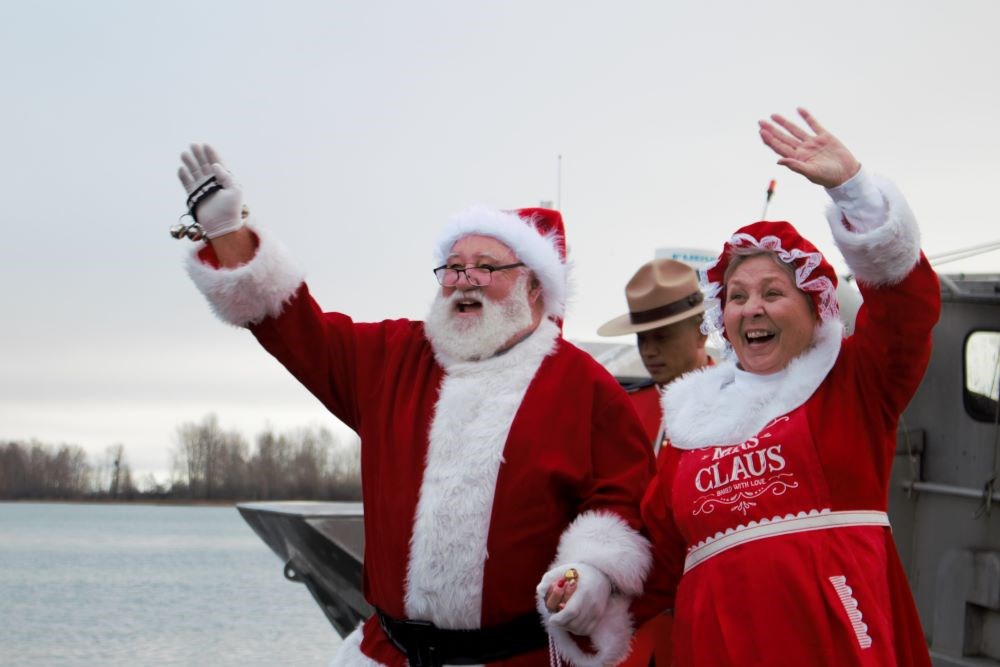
[702,220,839,335]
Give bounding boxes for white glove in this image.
[536,562,611,636]
[177,144,245,239]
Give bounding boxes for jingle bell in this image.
[185,224,205,241]
[170,224,188,239]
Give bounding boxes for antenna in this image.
[928,239,1000,267]
[761,179,777,219]
[557,154,562,210]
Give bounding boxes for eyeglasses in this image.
[432,262,525,287]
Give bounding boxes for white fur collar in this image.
[404,317,559,628]
[663,318,844,449]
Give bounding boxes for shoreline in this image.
[0,498,240,507]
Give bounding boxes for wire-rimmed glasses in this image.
[433,262,525,287]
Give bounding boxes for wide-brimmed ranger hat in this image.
[598,259,706,336]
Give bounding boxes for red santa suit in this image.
[641,173,940,666]
[185,207,654,667]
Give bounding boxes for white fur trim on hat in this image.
[435,206,568,319]
[826,174,922,286]
[184,224,305,327]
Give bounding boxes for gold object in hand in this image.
[564,568,579,582]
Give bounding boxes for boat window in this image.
[964,330,1000,423]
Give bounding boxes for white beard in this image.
[424,276,535,362]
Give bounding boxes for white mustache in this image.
[444,287,486,303]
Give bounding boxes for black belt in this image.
[376,609,549,667]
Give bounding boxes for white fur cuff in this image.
[826,174,921,286]
[551,511,652,596]
[184,224,306,327]
[328,624,385,667]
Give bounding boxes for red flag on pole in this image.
[762,179,777,219]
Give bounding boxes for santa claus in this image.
[173,146,655,667]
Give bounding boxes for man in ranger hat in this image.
[172,145,654,667]
[597,258,711,667]
[598,258,712,459]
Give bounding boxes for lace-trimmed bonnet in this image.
[702,220,839,336]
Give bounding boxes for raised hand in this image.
[177,144,246,239]
[759,108,861,188]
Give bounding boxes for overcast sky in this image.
[2,0,998,482]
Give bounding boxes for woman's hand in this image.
[759,108,861,188]
[544,570,578,614]
[538,563,611,636]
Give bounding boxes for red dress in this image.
[641,254,940,666]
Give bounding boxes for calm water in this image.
[0,503,342,666]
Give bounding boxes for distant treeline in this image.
[0,415,361,502]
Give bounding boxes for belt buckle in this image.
[410,644,441,667]
[401,619,442,667]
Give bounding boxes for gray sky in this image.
[3,0,998,482]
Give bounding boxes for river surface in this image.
[0,502,342,666]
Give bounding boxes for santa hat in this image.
[703,220,839,335]
[434,206,569,319]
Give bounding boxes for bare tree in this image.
[0,441,91,498]
[250,429,290,499]
[328,435,362,500]
[287,427,331,498]
[0,442,28,497]
[101,443,135,499]
[173,414,249,499]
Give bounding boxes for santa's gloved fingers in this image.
[573,616,600,636]
[212,162,237,189]
[171,142,245,241]
[180,150,210,191]
[191,144,211,170]
[551,606,578,627]
[563,604,601,635]
[554,589,602,635]
[177,165,196,192]
[204,144,225,168]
